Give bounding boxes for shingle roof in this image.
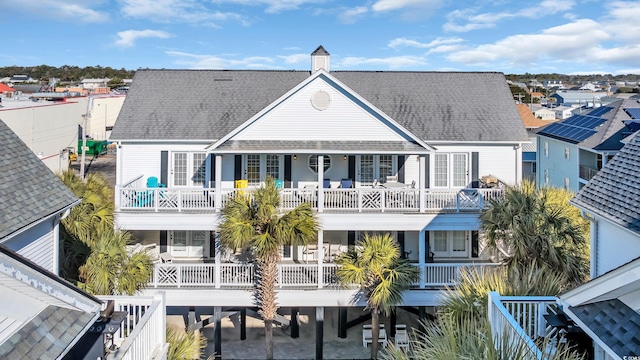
[517,104,550,129]
[571,131,640,234]
[0,120,78,240]
[215,140,426,153]
[111,69,528,143]
[569,299,640,357]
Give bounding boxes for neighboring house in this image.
[517,103,552,131]
[8,75,35,84]
[0,246,168,359]
[536,95,640,191]
[81,78,109,89]
[550,91,605,107]
[489,132,640,360]
[0,119,79,274]
[110,46,528,353]
[534,108,556,121]
[553,105,574,119]
[521,138,537,183]
[0,83,15,96]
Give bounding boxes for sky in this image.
[1,0,640,75]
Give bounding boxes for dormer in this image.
[311,45,330,73]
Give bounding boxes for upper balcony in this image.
[115,175,504,215]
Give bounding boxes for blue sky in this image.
[1,0,639,75]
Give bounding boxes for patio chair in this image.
[323,179,331,188]
[135,176,166,207]
[303,244,319,263]
[362,324,387,348]
[394,324,409,351]
[340,179,353,188]
[146,176,166,188]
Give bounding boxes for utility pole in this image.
[80,96,94,180]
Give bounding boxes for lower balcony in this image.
[148,262,500,290]
[116,186,504,214]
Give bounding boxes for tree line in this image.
[0,65,135,82]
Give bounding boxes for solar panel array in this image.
[539,122,597,143]
[625,108,640,119]
[563,115,607,128]
[587,106,613,117]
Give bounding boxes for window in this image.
[358,155,397,185]
[309,155,331,173]
[245,155,283,185]
[564,177,570,190]
[247,154,261,185]
[544,141,549,158]
[532,162,537,174]
[266,154,279,180]
[434,153,468,188]
[430,231,469,258]
[172,152,206,187]
[564,148,570,160]
[544,169,549,185]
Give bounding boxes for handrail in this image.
[122,174,144,188]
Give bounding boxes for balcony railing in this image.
[100,293,168,360]
[488,292,559,359]
[149,262,500,289]
[579,165,599,181]
[117,186,504,213]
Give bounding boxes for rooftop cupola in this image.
[311,45,330,73]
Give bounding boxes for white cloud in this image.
[388,37,463,49]
[2,0,108,23]
[210,0,326,13]
[338,6,368,23]
[337,56,428,69]
[371,0,440,12]
[166,51,278,69]
[278,54,309,64]
[115,30,173,48]
[119,0,248,25]
[444,0,576,33]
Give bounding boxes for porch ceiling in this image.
[210,140,428,153]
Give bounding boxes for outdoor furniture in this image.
[323,179,331,188]
[303,244,319,263]
[159,252,174,263]
[394,324,409,351]
[340,179,353,188]
[362,324,387,348]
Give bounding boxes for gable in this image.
[231,75,415,143]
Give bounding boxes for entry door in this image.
[172,152,188,187]
[170,231,208,258]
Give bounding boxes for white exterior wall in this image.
[2,218,57,273]
[595,220,640,277]
[235,78,408,142]
[434,144,520,185]
[117,142,210,186]
[0,99,87,173]
[87,96,125,140]
[537,137,579,191]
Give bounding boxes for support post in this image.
[390,310,397,337]
[240,308,247,340]
[419,306,426,322]
[214,306,222,360]
[338,307,348,338]
[316,307,324,360]
[291,307,299,338]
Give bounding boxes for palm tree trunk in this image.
[371,309,380,359]
[258,251,279,360]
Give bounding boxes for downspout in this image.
[580,210,597,279]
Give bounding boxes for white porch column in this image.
[418,230,426,289]
[214,154,223,212]
[419,155,426,213]
[214,232,221,289]
[318,230,324,289]
[317,155,324,213]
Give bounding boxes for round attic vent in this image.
[311,90,331,111]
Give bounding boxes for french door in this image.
[172,152,207,187]
[170,230,208,258]
[358,155,395,186]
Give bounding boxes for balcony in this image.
[579,165,599,181]
[116,185,504,214]
[98,293,168,360]
[148,262,500,289]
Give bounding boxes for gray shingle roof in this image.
[111,70,528,143]
[571,131,640,234]
[570,299,640,357]
[0,120,79,240]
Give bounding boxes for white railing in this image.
[149,262,499,289]
[488,292,558,360]
[102,293,168,360]
[118,186,504,213]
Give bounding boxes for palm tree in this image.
[79,228,153,295]
[481,180,589,286]
[166,326,207,360]
[335,233,420,359]
[218,176,319,360]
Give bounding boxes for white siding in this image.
[432,144,520,185]
[234,78,409,142]
[8,230,55,273]
[118,142,210,185]
[595,221,640,277]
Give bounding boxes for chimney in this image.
[311,45,330,73]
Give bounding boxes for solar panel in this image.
[563,115,607,129]
[587,106,612,117]
[625,108,640,119]
[624,120,640,131]
[538,122,597,143]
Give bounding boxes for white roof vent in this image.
[311,45,330,73]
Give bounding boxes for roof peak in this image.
[311,45,329,56]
